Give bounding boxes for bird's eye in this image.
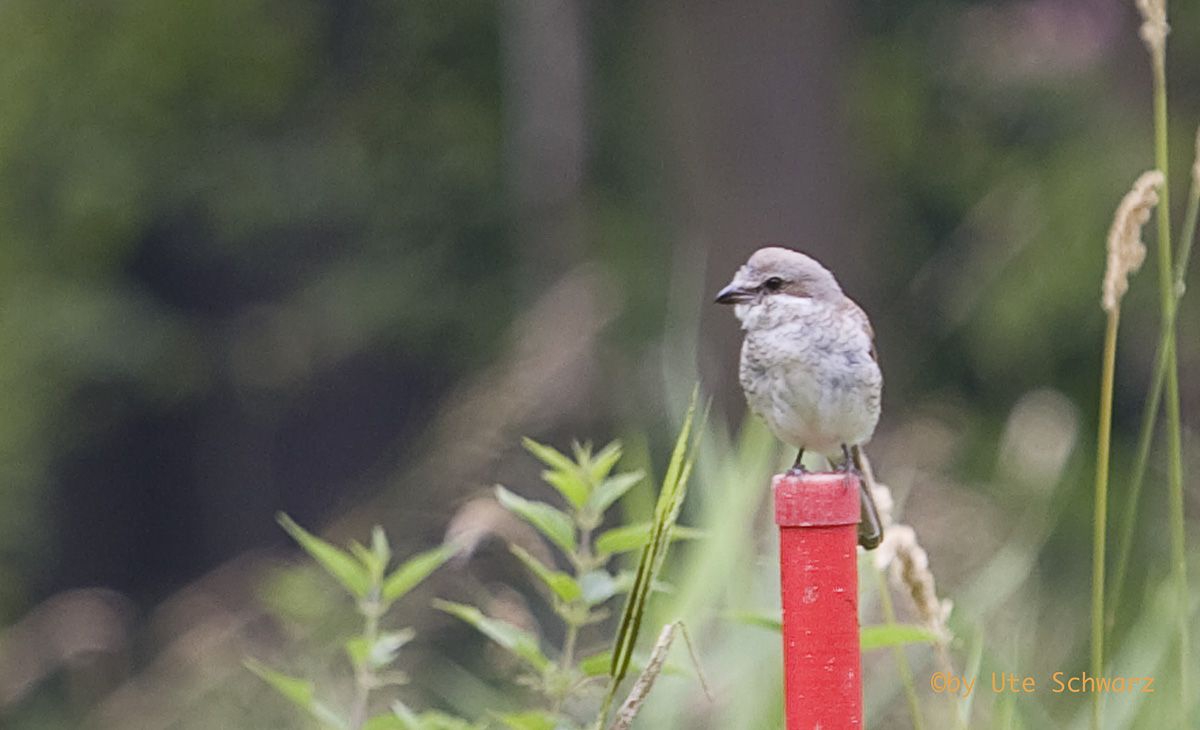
[763,277,784,291]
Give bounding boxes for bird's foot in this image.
[787,448,808,476]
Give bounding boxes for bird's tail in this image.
[850,444,884,550]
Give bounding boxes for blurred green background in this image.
[1,1,1198,728]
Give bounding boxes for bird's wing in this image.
[841,298,879,362]
[851,444,884,549]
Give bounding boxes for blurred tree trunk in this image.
[502,0,589,286]
[644,2,871,414]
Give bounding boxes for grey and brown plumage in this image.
[716,246,884,549]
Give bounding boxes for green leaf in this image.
[493,711,561,730]
[345,636,369,667]
[585,471,643,517]
[433,599,551,672]
[523,437,581,475]
[726,611,782,633]
[610,571,673,596]
[277,513,370,599]
[371,526,392,573]
[389,701,422,730]
[495,486,577,554]
[349,541,378,578]
[421,714,486,730]
[522,438,589,508]
[542,471,590,512]
[245,659,347,729]
[595,523,705,556]
[578,570,619,606]
[245,660,313,711]
[347,629,416,670]
[578,651,655,679]
[586,441,624,484]
[373,630,416,665]
[387,703,484,730]
[570,440,593,466]
[382,544,457,605]
[725,614,939,649]
[860,624,940,651]
[578,651,613,677]
[509,545,581,603]
[365,716,408,730]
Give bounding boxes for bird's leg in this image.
[840,444,856,473]
[787,448,807,475]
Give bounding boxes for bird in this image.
[715,246,884,549]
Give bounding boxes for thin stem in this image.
[1149,41,1190,717]
[554,623,580,714]
[554,526,592,715]
[1178,167,1200,296]
[1108,146,1199,629]
[1091,308,1119,730]
[1107,341,1164,629]
[350,600,381,730]
[874,566,925,730]
[561,620,580,678]
[566,526,593,670]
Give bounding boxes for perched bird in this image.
[715,246,884,549]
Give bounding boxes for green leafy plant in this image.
[248,515,468,730]
[437,391,705,730]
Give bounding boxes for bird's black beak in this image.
[715,283,754,304]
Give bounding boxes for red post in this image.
[775,472,863,729]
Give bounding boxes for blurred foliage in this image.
[0,0,510,613]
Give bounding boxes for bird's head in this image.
[714,247,844,310]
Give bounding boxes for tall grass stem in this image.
[1094,309,1118,730]
[1091,309,1119,730]
[1092,163,1163,729]
[1147,31,1191,717]
[1108,143,1199,630]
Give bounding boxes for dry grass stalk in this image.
[876,524,953,644]
[1102,171,1163,312]
[1136,0,1169,57]
[871,483,954,677]
[608,622,709,730]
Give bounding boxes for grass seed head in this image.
[1136,0,1169,57]
[1102,170,1163,312]
[875,524,953,644]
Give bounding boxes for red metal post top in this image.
[773,471,861,527]
[775,471,863,729]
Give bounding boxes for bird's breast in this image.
[738,305,881,456]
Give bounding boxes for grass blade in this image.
[597,386,703,726]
